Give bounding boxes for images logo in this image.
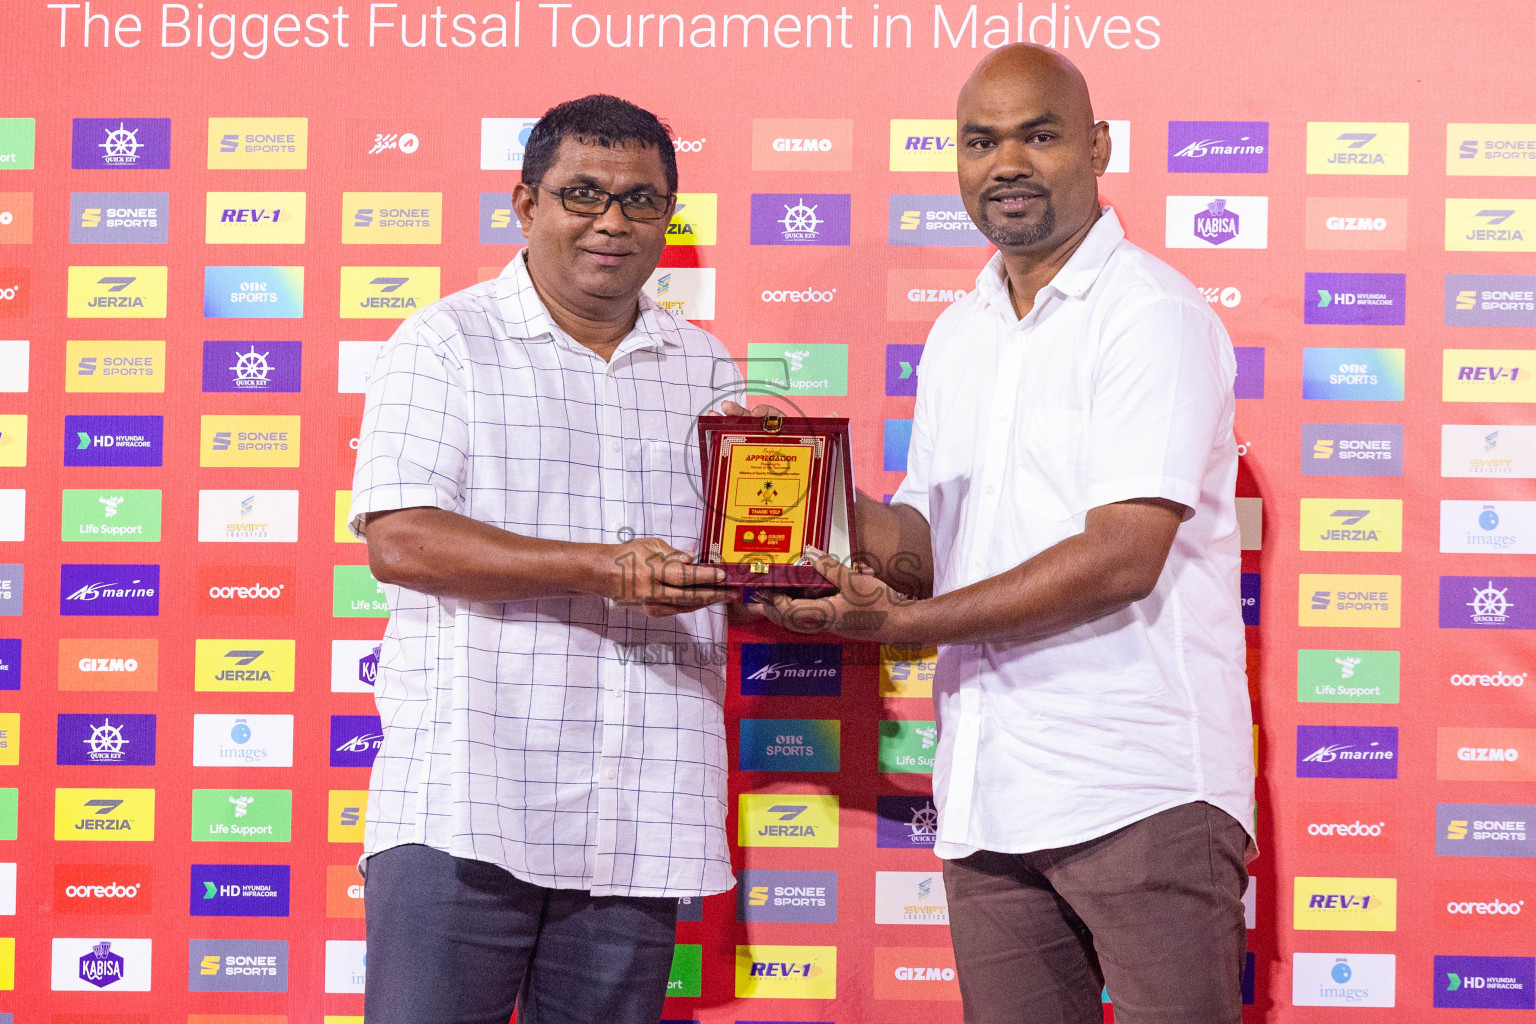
[873,946,961,1001]
[342,192,442,244]
[0,119,35,169]
[1299,498,1402,552]
[334,565,390,617]
[339,266,441,318]
[61,488,162,542]
[190,789,292,842]
[200,415,300,468]
[54,788,155,842]
[190,864,290,917]
[1291,953,1396,1007]
[207,117,307,169]
[643,267,715,320]
[67,266,168,319]
[1164,196,1269,248]
[1446,198,1535,252]
[56,714,157,766]
[1435,955,1535,1010]
[194,639,296,692]
[331,640,381,692]
[1301,348,1405,401]
[1440,499,1535,554]
[887,269,975,322]
[192,714,295,768]
[203,266,305,319]
[739,643,841,697]
[0,267,28,319]
[1167,121,1269,173]
[1296,650,1400,703]
[324,938,368,994]
[204,192,306,244]
[1304,197,1407,250]
[875,871,950,925]
[479,117,540,169]
[1297,725,1399,779]
[745,343,848,396]
[478,192,527,244]
[1304,273,1406,326]
[59,564,159,617]
[329,790,368,842]
[188,939,289,992]
[1293,877,1397,931]
[1447,123,1536,176]
[1439,576,1536,630]
[752,118,853,170]
[890,119,957,171]
[54,864,152,915]
[197,490,299,543]
[663,192,717,246]
[0,192,33,244]
[197,565,296,617]
[330,714,383,768]
[1443,348,1536,403]
[66,340,165,394]
[1306,122,1409,175]
[71,118,171,170]
[750,194,850,246]
[879,720,938,773]
[1438,727,1536,782]
[888,195,986,247]
[734,944,837,999]
[201,340,301,394]
[64,414,163,468]
[738,719,841,772]
[51,937,151,991]
[737,794,838,848]
[58,638,158,691]
[737,869,838,923]
[1444,273,1536,327]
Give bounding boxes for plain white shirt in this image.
[893,208,1256,858]
[349,251,741,896]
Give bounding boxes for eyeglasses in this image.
[530,183,675,222]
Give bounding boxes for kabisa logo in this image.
[734,944,837,999]
[478,192,527,244]
[737,794,839,848]
[878,719,938,774]
[197,565,296,616]
[875,871,950,925]
[1304,273,1407,326]
[202,340,302,393]
[888,195,987,248]
[1444,273,1536,327]
[1438,803,1536,858]
[330,714,383,768]
[1296,649,1401,704]
[1439,576,1536,630]
[71,118,171,170]
[750,194,850,246]
[1438,727,1536,782]
[58,638,158,692]
[737,869,838,924]
[59,564,159,617]
[342,192,443,245]
[53,788,155,842]
[206,117,307,169]
[1299,499,1402,552]
[194,639,296,693]
[191,789,293,843]
[739,719,841,772]
[54,864,152,915]
[203,266,305,319]
[56,714,156,766]
[69,192,169,244]
[1166,121,1269,173]
[80,941,125,988]
[64,414,163,468]
[1445,198,1535,252]
[204,192,307,245]
[1297,725,1399,779]
[479,117,540,170]
[890,119,957,171]
[66,340,165,395]
[1306,122,1409,175]
[1293,876,1398,931]
[339,266,441,319]
[200,415,300,468]
[1447,123,1536,175]
[1435,955,1536,1011]
[331,639,381,692]
[67,266,168,319]
[193,714,294,767]
[664,193,718,246]
[197,489,300,543]
[887,269,975,322]
[50,937,151,992]
[1304,197,1407,251]
[1301,347,1405,402]
[190,864,291,918]
[1440,499,1535,554]
[1442,348,1536,404]
[189,939,289,993]
[643,267,716,321]
[0,267,29,319]
[1291,953,1396,1008]
[752,118,853,171]
[1302,424,1403,477]
[1165,196,1269,248]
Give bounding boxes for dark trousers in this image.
[943,801,1249,1024]
[363,844,680,1024]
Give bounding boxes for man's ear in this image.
[1091,120,1112,177]
[512,181,540,236]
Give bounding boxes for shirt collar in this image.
[493,248,681,349]
[975,205,1126,315]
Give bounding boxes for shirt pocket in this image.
[1012,408,1088,522]
[635,437,702,548]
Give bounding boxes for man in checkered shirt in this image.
[349,95,743,1024]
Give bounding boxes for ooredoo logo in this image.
[196,566,296,616]
[54,864,152,915]
[0,267,30,318]
[761,287,836,304]
[1295,802,1394,850]
[1438,881,1532,932]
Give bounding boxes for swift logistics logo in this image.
[61,488,162,542]
[479,117,540,169]
[58,638,158,691]
[1166,121,1269,173]
[665,193,717,246]
[888,195,987,247]
[879,720,938,773]
[339,266,441,318]
[71,118,171,170]
[56,714,156,766]
[0,118,35,169]
[194,639,296,692]
[1296,650,1400,703]
[342,192,443,244]
[1435,955,1535,1010]
[1305,122,1409,175]
[189,938,289,992]
[1437,727,1536,782]
[739,643,842,696]
[737,869,838,923]
[190,864,290,917]
[1298,575,1401,628]
[1445,273,1536,327]
[1447,123,1536,175]
[1304,197,1407,250]
[1442,425,1536,478]
[51,937,152,991]
[1438,576,1536,630]
[200,415,300,468]
[738,719,841,772]
[1304,273,1406,326]
[192,714,295,767]
[64,414,163,467]
[1293,876,1397,931]
[1442,349,1536,403]
[750,194,851,246]
[643,267,715,320]
[53,863,152,915]
[1164,196,1269,248]
[329,714,383,768]
[1440,499,1536,554]
[1438,803,1536,857]
[53,788,155,841]
[1298,499,1402,552]
[1297,725,1399,779]
[66,340,165,393]
[744,343,848,395]
[752,118,853,170]
[737,794,839,848]
[69,192,167,244]
[890,119,957,171]
[202,340,302,393]
[1445,198,1536,252]
[875,871,950,925]
[59,564,159,617]
[66,266,167,318]
[1302,424,1403,476]
[734,944,837,999]
[191,789,292,842]
[204,192,306,244]
[1291,953,1396,1008]
[203,266,304,318]
[477,192,527,244]
[207,117,307,169]
[197,490,300,543]
[1301,348,1405,401]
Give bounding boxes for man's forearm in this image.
[853,493,934,598]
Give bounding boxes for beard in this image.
[975,195,1056,249]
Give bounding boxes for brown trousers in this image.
[943,801,1249,1024]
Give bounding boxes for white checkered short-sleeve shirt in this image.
[349,252,741,897]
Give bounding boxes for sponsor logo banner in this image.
[0,267,28,319]
[887,269,974,322]
[331,639,381,692]
[1446,198,1536,252]
[57,714,156,766]
[1293,876,1397,931]
[1295,800,1395,852]
[64,414,163,467]
[325,864,365,918]
[644,267,714,321]
[1445,273,1536,327]
[329,789,368,842]
[1305,122,1409,175]
[202,340,302,393]
[333,565,390,617]
[0,339,28,391]
[204,192,306,244]
[199,415,300,468]
[878,720,937,773]
[53,863,152,915]
[666,193,717,246]
[324,938,367,994]
[750,194,851,246]
[1443,425,1536,478]
[194,640,296,693]
[1441,500,1536,554]
[1297,725,1399,779]
[349,119,440,168]
[330,714,383,768]
[752,118,853,171]
[1304,273,1406,326]
[0,490,20,542]
[1164,196,1268,248]
[890,119,956,171]
[1437,727,1536,781]
[207,117,307,169]
[1304,197,1407,250]
[0,789,13,839]
[740,643,842,696]
[191,789,292,842]
[886,343,923,398]
[676,894,702,922]
[874,871,949,925]
[1240,572,1260,626]
[1297,650,1400,703]
[190,864,290,917]
[51,937,152,991]
[739,719,840,772]
[1436,881,1531,933]
[737,794,838,848]
[54,788,155,842]
[1438,802,1536,857]
[67,340,165,393]
[1292,952,1396,1008]
[192,714,295,768]
[61,488,162,542]
[1435,955,1535,1010]
[888,195,986,247]
[1167,121,1269,173]
[1236,497,1262,551]
[745,343,848,396]
[1439,575,1536,630]
[734,944,837,999]
[737,869,838,923]
[1302,348,1405,400]
[479,117,540,170]
[339,266,440,318]
[1233,346,1264,399]
[0,192,31,244]
[189,939,288,992]
[872,946,961,1000]
[72,118,171,170]
[1443,348,1536,403]
[880,645,937,698]
[342,192,442,244]
[1442,662,1531,705]
[0,415,24,466]
[197,565,296,617]
[59,564,159,617]
[477,192,527,244]
[0,714,12,765]
[1448,123,1536,175]
[0,119,35,169]
[58,638,158,691]
[1298,498,1401,552]
[203,266,305,319]
[0,564,19,616]
[67,266,167,318]
[197,490,299,543]
[69,190,168,244]
[0,638,17,690]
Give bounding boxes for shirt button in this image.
[606,768,618,780]
[610,441,621,454]
[986,485,997,495]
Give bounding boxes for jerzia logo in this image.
[737,794,838,847]
[339,267,441,318]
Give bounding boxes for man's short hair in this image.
[522,95,678,195]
